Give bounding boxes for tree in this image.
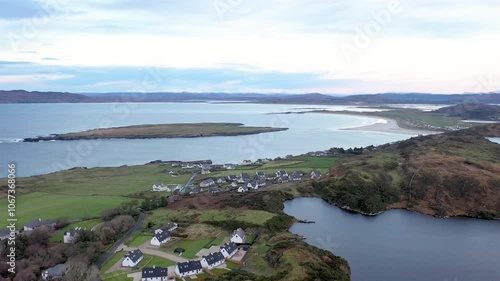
[62,257,101,281]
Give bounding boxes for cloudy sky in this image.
[0,0,499,94]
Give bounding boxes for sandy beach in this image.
[341,118,441,135]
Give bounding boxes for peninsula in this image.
[23,122,288,142]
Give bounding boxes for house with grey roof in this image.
[256,171,265,178]
[276,170,288,177]
[237,186,249,193]
[201,252,225,269]
[230,228,246,244]
[199,178,216,188]
[278,175,290,183]
[220,242,238,259]
[154,222,178,235]
[63,227,82,244]
[150,231,172,246]
[0,230,11,240]
[291,170,304,181]
[42,264,67,280]
[175,260,202,277]
[122,249,144,267]
[247,181,259,190]
[142,265,168,280]
[24,218,56,231]
[310,170,322,179]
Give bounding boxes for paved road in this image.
[96,212,145,269]
[124,245,189,263]
[180,173,197,193]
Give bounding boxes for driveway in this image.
[96,212,145,269]
[124,243,189,263]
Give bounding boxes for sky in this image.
[0,0,499,94]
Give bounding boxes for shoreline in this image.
[340,118,442,135]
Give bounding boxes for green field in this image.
[127,232,152,247]
[163,239,213,259]
[26,122,287,141]
[0,192,129,228]
[0,164,190,229]
[101,251,127,273]
[51,219,102,242]
[148,209,276,226]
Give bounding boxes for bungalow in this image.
[278,175,289,184]
[227,175,237,181]
[216,178,226,184]
[122,249,144,267]
[42,263,67,280]
[170,172,180,177]
[225,164,236,170]
[201,168,211,175]
[256,171,265,178]
[63,227,81,244]
[247,181,258,190]
[275,170,288,177]
[237,186,249,193]
[230,181,239,187]
[150,232,172,246]
[241,160,253,165]
[199,178,216,188]
[220,242,238,259]
[142,266,168,281]
[310,170,322,179]
[265,174,276,180]
[230,228,246,244]
[238,173,251,183]
[257,179,266,187]
[154,222,178,234]
[201,252,225,269]
[208,186,220,193]
[175,260,202,277]
[0,230,10,240]
[152,183,167,191]
[24,218,56,231]
[290,171,303,181]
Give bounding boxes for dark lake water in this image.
[284,197,500,281]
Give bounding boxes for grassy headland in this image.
[23,122,288,142]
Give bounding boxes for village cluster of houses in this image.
[198,169,322,193]
[121,227,246,280]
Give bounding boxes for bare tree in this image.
[62,257,101,281]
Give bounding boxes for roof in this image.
[142,266,168,278]
[176,260,202,273]
[44,264,66,277]
[280,175,289,181]
[25,218,56,228]
[64,228,80,237]
[256,171,265,176]
[124,249,144,263]
[311,170,321,175]
[154,231,171,242]
[202,252,225,265]
[221,242,238,254]
[232,228,245,239]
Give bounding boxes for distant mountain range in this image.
[1,90,500,104]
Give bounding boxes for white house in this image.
[142,266,168,281]
[150,232,172,246]
[278,175,289,184]
[175,260,202,277]
[201,252,225,269]
[152,183,167,191]
[199,179,216,188]
[154,223,178,235]
[63,227,81,244]
[310,170,322,179]
[230,228,246,244]
[225,164,236,170]
[276,170,288,178]
[241,160,253,165]
[122,249,144,267]
[247,181,258,190]
[237,186,249,193]
[220,242,238,259]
